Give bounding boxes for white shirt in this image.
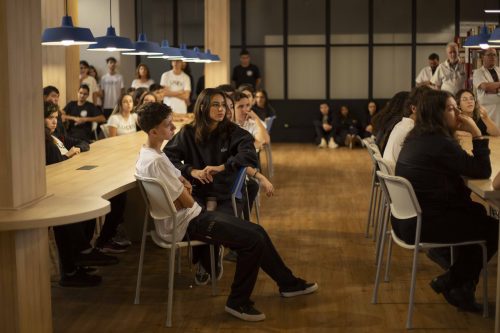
[135,147,201,243]
[430,60,466,95]
[473,66,500,127]
[160,70,191,114]
[52,135,68,155]
[239,118,266,138]
[415,66,434,85]
[81,76,99,104]
[131,79,154,89]
[101,73,124,109]
[107,113,138,136]
[382,117,414,170]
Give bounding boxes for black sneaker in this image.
[430,277,482,313]
[59,267,102,287]
[194,263,210,286]
[75,248,119,266]
[97,240,128,254]
[225,303,266,322]
[280,278,318,297]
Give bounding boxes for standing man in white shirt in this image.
[416,53,440,87]
[473,48,500,127]
[160,60,191,114]
[100,57,125,119]
[431,42,466,95]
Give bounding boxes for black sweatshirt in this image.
[45,134,90,166]
[396,134,491,216]
[164,123,258,200]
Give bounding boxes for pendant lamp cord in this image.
[140,0,144,33]
[65,0,68,16]
[109,0,112,26]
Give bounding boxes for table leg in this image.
[0,228,52,333]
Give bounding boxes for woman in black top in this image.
[252,89,276,121]
[361,101,377,138]
[456,89,500,137]
[333,105,359,148]
[395,90,498,312]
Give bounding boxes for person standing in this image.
[160,60,191,114]
[232,49,261,89]
[100,57,125,119]
[79,60,99,105]
[416,53,440,87]
[473,48,500,127]
[431,42,466,95]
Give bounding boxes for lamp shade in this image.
[489,26,500,43]
[42,16,96,46]
[465,25,490,49]
[87,26,134,51]
[122,33,162,55]
[179,44,199,62]
[148,40,183,59]
[205,49,221,62]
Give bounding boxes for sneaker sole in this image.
[225,306,266,322]
[280,283,319,298]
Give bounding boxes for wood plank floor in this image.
[52,143,496,332]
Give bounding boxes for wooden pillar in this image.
[204,0,230,88]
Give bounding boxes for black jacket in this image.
[164,123,258,200]
[45,134,90,166]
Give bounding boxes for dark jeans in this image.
[53,220,95,274]
[187,210,298,307]
[392,201,498,286]
[96,192,127,246]
[313,120,332,144]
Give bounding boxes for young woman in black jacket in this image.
[395,90,498,312]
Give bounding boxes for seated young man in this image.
[135,102,318,322]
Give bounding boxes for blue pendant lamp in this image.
[192,47,211,63]
[179,44,200,62]
[42,0,96,46]
[122,0,162,55]
[87,0,134,52]
[464,25,491,49]
[205,49,221,62]
[148,40,183,59]
[489,25,500,44]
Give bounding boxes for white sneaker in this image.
[328,139,338,149]
[318,138,327,148]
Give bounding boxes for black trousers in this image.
[96,192,127,246]
[243,178,259,221]
[313,120,332,144]
[53,220,95,274]
[392,201,498,286]
[187,210,298,307]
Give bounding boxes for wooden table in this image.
[0,118,189,333]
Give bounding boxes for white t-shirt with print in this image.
[131,79,154,89]
[160,70,191,114]
[135,147,201,243]
[101,73,124,109]
[107,113,138,136]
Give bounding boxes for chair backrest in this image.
[376,171,421,220]
[265,116,276,134]
[135,174,177,221]
[231,167,247,201]
[373,154,395,175]
[365,142,381,166]
[100,124,110,138]
[92,122,99,140]
[362,136,374,147]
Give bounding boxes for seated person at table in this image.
[383,86,431,168]
[149,83,164,102]
[63,84,106,142]
[233,91,270,149]
[360,101,378,139]
[44,102,117,287]
[135,101,317,321]
[253,89,276,122]
[106,93,137,137]
[332,105,360,149]
[43,85,66,137]
[313,102,336,149]
[395,89,498,312]
[372,91,410,153]
[456,89,500,137]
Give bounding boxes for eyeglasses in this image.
[460,96,475,102]
[210,102,227,109]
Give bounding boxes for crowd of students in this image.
[42,55,317,321]
[371,83,500,314]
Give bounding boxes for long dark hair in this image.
[255,89,270,108]
[456,89,480,121]
[407,90,454,139]
[44,102,58,143]
[372,91,410,151]
[191,88,236,144]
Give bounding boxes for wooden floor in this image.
[52,143,496,332]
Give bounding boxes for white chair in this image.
[265,115,276,134]
[134,174,217,327]
[231,167,250,218]
[372,171,488,329]
[91,121,99,141]
[261,143,274,180]
[100,124,110,138]
[364,142,382,238]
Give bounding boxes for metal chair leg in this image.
[366,168,376,237]
[209,245,217,296]
[134,209,150,305]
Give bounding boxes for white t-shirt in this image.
[135,147,202,243]
[81,76,99,104]
[52,135,68,155]
[131,79,154,89]
[107,113,138,136]
[430,60,466,95]
[415,66,433,85]
[473,66,500,127]
[101,73,124,109]
[160,70,191,114]
[382,117,415,170]
[240,118,266,138]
